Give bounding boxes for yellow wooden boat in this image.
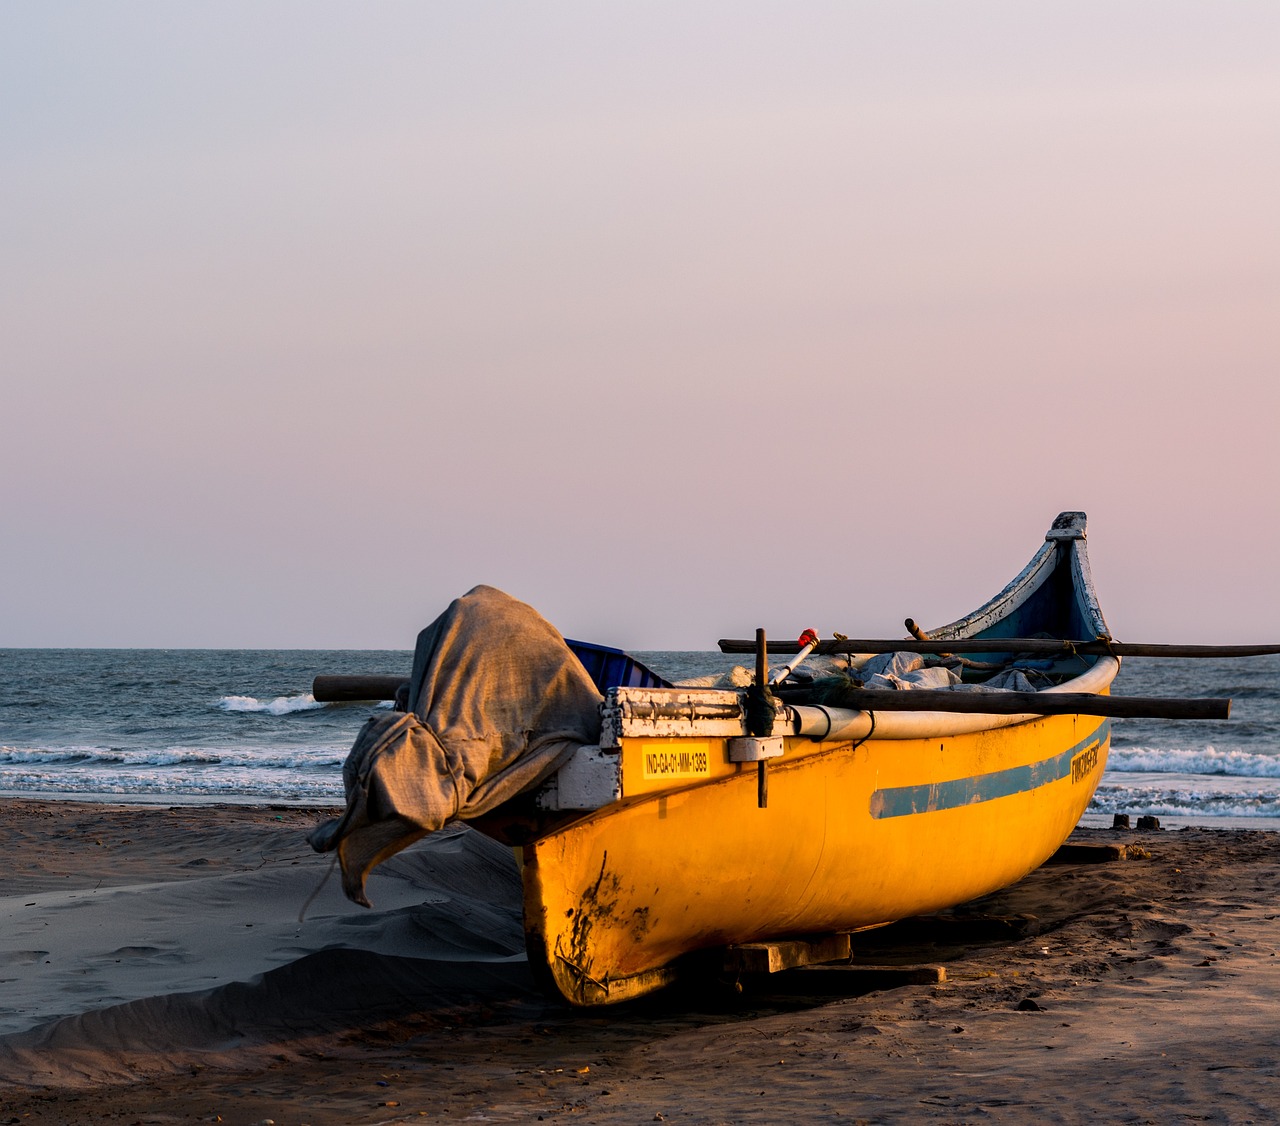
[313,511,1246,1004]
[489,510,1120,1005]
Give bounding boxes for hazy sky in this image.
[3,2,1277,649]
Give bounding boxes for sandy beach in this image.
[1,799,1277,1125]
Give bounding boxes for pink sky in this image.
[2,2,1277,648]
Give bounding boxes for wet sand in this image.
[2,798,1277,1124]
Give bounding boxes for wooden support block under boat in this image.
[724,933,853,975]
[725,914,1042,982]
[722,933,947,996]
[1046,842,1151,864]
[786,964,948,992]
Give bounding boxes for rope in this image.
[744,683,777,736]
[832,631,851,670]
[849,709,877,754]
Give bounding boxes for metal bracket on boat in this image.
[728,736,784,762]
[748,628,775,809]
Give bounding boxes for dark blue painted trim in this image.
[869,720,1110,819]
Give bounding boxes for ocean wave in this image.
[0,745,344,770]
[0,769,343,800]
[0,746,220,767]
[1107,746,1280,778]
[217,694,326,716]
[1090,781,1280,820]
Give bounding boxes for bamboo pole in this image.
[755,628,768,809]
[809,690,1230,720]
[312,675,406,702]
[718,638,1280,659]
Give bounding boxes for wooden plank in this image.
[724,932,852,974]
[1045,842,1150,864]
[718,637,1280,659]
[788,964,947,992]
[312,675,406,702]
[801,689,1229,721]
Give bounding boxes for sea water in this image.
[1,649,1278,828]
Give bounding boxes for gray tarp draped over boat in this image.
[309,585,603,906]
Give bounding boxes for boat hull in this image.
[523,709,1111,1005]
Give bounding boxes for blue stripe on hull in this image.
[869,720,1110,819]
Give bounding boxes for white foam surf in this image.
[217,694,326,716]
[1108,746,1280,778]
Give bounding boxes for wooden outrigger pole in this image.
[718,637,1280,659]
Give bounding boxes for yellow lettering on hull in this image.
[1071,741,1099,784]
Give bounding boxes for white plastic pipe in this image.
[768,629,820,685]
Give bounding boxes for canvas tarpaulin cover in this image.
[309,585,603,906]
